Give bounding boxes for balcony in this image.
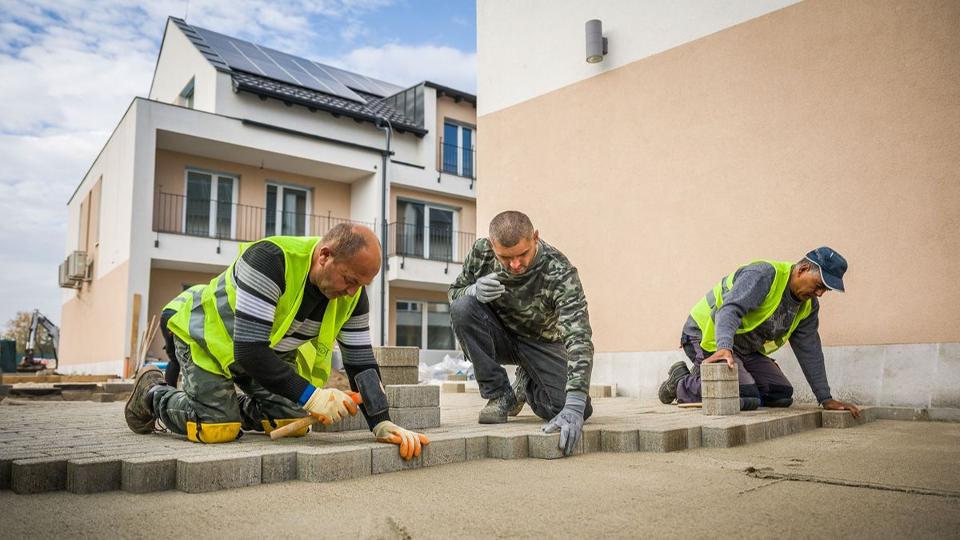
[387,222,475,290]
[439,137,475,189]
[153,191,364,243]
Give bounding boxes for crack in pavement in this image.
[743,467,960,499]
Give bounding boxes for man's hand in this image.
[302,388,360,425]
[373,421,431,460]
[822,398,861,418]
[542,391,588,456]
[467,272,505,303]
[703,348,736,370]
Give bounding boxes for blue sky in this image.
[0,0,477,328]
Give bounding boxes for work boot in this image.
[125,366,164,434]
[508,367,529,417]
[658,361,691,404]
[478,390,518,424]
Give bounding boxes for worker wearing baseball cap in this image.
[659,247,860,417]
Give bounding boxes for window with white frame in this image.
[178,77,195,109]
[265,183,311,237]
[442,121,474,178]
[395,300,455,350]
[396,199,456,261]
[184,169,237,238]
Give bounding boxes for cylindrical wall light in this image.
[585,19,607,63]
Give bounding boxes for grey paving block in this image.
[703,397,740,416]
[386,384,440,408]
[874,407,930,421]
[379,367,419,385]
[601,427,639,453]
[638,427,689,452]
[528,432,584,459]
[464,435,487,460]
[442,382,465,393]
[261,451,297,484]
[582,427,602,453]
[298,446,371,482]
[11,455,92,494]
[928,408,960,423]
[1,451,41,490]
[422,437,466,467]
[91,393,116,403]
[121,455,177,493]
[61,390,94,401]
[372,443,422,474]
[373,347,419,367]
[701,424,746,448]
[390,407,441,430]
[487,433,528,459]
[312,412,368,433]
[701,363,738,381]
[103,382,135,393]
[67,456,121,493]
[176,454,261,493]
[701,379,739,399]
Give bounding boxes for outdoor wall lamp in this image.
[585,19,607,63]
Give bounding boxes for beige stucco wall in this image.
[154,149,354,237]
[391,186,477,235]
[478,0,960,352]
[59,261,130,367]
[387,286,451,346]
[146,268,219,357]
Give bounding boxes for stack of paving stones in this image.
[589,384,617,398]
[1,399,953,497]
[373,347,419,384]
[701,363,740,415]
[312,384,441,433]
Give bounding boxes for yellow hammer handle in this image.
[269,416,317,440]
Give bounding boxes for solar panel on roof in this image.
[265,49,364,103]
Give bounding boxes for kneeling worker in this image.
[124,224,429,460]
[449,211,595,456]
[659,247,860,417]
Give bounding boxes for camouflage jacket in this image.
[449,238,594,393]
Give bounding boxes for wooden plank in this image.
[127,294,141,379]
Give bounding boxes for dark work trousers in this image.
[160,309,180,387]
[676,336,793,406]
[450,295,593,421]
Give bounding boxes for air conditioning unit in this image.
[58,261,76,288]
[58,251,89,289]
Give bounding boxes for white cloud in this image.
[332,43,477,92]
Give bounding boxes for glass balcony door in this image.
[396,200,456,261]
[184,170,237,238]
[266,184,310,237]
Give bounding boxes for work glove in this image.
[542,391,588,456]
[466,272,505,303]
[302,388,360,425]
[373,420,431,461]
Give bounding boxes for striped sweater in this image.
[232,240,388,429]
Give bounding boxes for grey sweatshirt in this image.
[682,262,833,403]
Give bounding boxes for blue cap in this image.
[805,246,848,292]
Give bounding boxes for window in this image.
[184,170,237,238]
[395,300,455,350]
[396,199,456,261]
[442,121,474,178]
[178,77,195,109]
[265,183,310,236]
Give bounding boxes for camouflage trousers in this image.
[151,336,308,443]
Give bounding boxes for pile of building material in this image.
[373,347,418,384]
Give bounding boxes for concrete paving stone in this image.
[527,432,585,459]
[260,450,298,484]
[298,446,371,482]
[703,397,740,416]
[701,364,738,382]
[442,382,465,393]
[312,412,368,433]
[464,435,487,460]
[1,451,42,490]
[67,456,121,494]
[486,433,529,459]
[11,454,96,494]
[422,437,466,467]
[373,347,419,367]
[582,427,602,453]
[638,427,689,452]
[91,393,116,403]
[61,390,95,401]
[122,455,178,493]
[873,407,931,421]
[600,427,639,453]
[390,407,441,430]
[379,367,419,385]
[372,443,422,474]
[386,384,440,408]
[701,424,746,448]
[701,380,739,399]
[928,408,960,423]
[103,382,134,393]
[176,454,262,493]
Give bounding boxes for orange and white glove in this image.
[373,420,431,460]
[302,388,360,425]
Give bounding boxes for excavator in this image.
[18,309,59,372]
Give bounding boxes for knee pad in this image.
[186,421,242,443]
[261,418,310,437]
[740,397,761,411]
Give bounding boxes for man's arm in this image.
[335,289,390,430]
[448,239,488,302]
[554,267,594,394]
[789,302,860,416]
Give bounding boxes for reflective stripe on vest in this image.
[689,260,812,355]
[166,236,362,387]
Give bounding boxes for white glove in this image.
[467,272,505,303]
[302,387,359,425]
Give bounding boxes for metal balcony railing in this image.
[153,192,364,243]
[439,137,475,179]
[388,222,475,264]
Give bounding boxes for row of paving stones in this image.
[1,401,953,496]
